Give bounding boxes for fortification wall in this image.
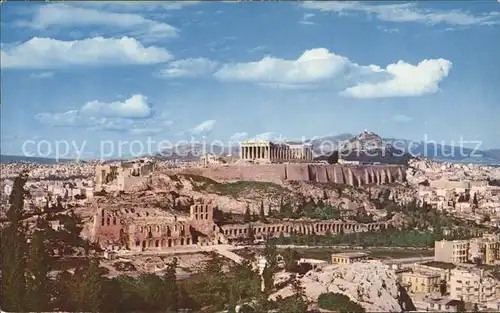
[181,164,406,186]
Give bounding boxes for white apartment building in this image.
[448,268,497,304]
[435,240,469,263]
[435,234,500,265]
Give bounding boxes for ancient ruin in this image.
[182,163,407,186]
[94,159,155,191]
[240,140,314,163]
[90,199,397,251]
[90,200,224,250]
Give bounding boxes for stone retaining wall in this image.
[181,164,406,186]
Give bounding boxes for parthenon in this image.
[240,140,314,162]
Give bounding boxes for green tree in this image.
[73,259,104,312]
[290,274,306,300]
[248,224,255,243]
[317,292,366,313]
[262,264,274,293]
[1,173,29,311]
[263,242,278,272]
[259,201,266,221]
[204,253,224,275]
[244,205,251,223]
[226,280,238,313]
[276,277,308,313]
[25,229,52,311]
[163,257,179,312]
[282,248,300,272]
[251,210,258,222]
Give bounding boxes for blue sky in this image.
[1,1,499,159]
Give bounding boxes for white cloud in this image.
[342,59,452,98]
[214,48,357,85]
[247,132,287,143]
[301,1,500,27]
[299,13,317,25]
[229,132,249,143]
[21,3,178,42]
[392,114,413,123]
[1,37,172,69]
[377,26,400,33]
[35,110,82,127]
[75,1,200,12]
[34,95,171,135]
[156,58,218,78]
[29,71,54,79]
[191,120,216,135]
[128,128,163,135]
[80,94,152,118]
[213,48,452,98]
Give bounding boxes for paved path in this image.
[211,244,244,264]
[116,244,245,264]
[382,256,434,265]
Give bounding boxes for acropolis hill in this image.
[180,163,407,186]
[179,134,407,186]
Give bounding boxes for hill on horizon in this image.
[2,132,500,165]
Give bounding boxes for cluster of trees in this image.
[269,206,479,248]
[241,198,344,224]
[1,173,103,312]
[271,226,478,248]
[259,243,309,313]
[317,292,366,313]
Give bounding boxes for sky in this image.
[1,1,499,159]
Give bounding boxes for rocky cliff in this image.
[272,262,405,312]
[181,164,406,186]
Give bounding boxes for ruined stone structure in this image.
[182,164,406,186]
[240,140,313,163]
[91,201,223,251]
[221,219,391,241]
[95,159,155,191]
[90,200,396,251]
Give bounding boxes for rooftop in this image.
[331,252,368,258]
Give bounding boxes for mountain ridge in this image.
[2,132,499,165]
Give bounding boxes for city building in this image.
[448,268,497,304]
[435,240,470,263]
[424,298,461,312]
[330,252,368,264]
[401,271,440,293]
[435,234,500,265]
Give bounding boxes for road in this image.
[381,256,434,265]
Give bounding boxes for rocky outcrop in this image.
[180,164,406,186]
[271,262,403,312]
